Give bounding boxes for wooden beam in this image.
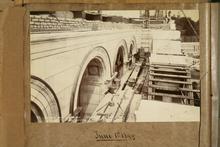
[149,84,200,93]
[148,75,153,100]
[148,92,194,100]
[149,78,192,85]
[150,68,189,74]
[150,72,191,79]
[105,72,118,83]
[128,64,141,85]
[112,86,134,122]
[150,63,188,67]
[104,89,128,122]
[150,64,189,70]
[134,66,148,94]
[88,93,113,122]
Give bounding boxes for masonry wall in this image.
[30,15,141,32]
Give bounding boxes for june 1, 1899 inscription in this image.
[95,131,135,141]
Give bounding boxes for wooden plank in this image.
[88,93,113,122]
[150,72,191,79]
[149,84,200,93]
[89,68,134,122]
[148,92,194,100]
[98,63,142,122]
[128,64,141,85]
[134,66,147,94]
[142,67,149,99]
[150,68,189,74]
[105,67,143,122]
[105,72,118,83]
[147,74,153,100]
[150,64,189,70]
[150,63,188,67]
[149,78,192,85]
[113,87,135,122]
[187,71,194,105]
[104,90,126,122]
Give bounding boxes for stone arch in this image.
[129,40,136,64]
[129,36,138,54]
[70,46,111,121]
[128,36,138,67]
[113,39,129,78]
[30,75,62,123]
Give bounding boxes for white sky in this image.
[169,10,199,21]
[101,10,199,21]
[102,10,140,18]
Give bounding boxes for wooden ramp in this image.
[88,63,143,122]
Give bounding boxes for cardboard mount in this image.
[0,1,219,147]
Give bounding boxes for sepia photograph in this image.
[30,10,200,123]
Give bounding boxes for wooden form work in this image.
[0,1,218,147]
[147,64,195,103]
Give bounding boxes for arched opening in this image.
[31,102,45,123]
[71,47,111,119]
[78,58,106,122]
[115,46,124,79]
[31,111,38,122]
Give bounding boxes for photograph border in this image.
[0,1,217,147]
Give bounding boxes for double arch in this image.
[70,37,137,121]
[30,36,137,122]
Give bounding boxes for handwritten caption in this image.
[94,131,135,142]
